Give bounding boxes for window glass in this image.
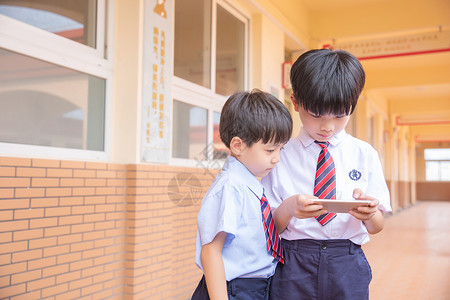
[424,149,450,181]
[216,4,245,96]
[213,111,229,159]
[0,0,97,47]
[172,100,207,160]
[0,48,105,150]
[174,0,211,88]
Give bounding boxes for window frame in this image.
[0,0,114,161]
[170,0,250,168]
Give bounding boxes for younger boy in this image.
[262,49,392,300]
[192,89,293,300]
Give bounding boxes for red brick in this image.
[86,178,108,188]
[0,262,27,275]
[32,158,60,168]
[71,205,95,215]
[71,223,94,234]
[0,199,29,209]
[12,249,43,263]
[30,217,58,229]
[11,269,42,284]
[0,283,26,298]
[56,270,81,284]
[97,170,117,178]
[85,196,106,205]
[0,210,13,221]
[42,282,69,298]
[56,252,81,264]
[81,265,103,278]
[14,208,45,220]
[60,160,85,169]
[30,197,59,208]
[16,167,46,177]
[85,162,107,170]
[0,188,14,199]
[58,233,82,245]
[60,178,84,187]
[45,187,72,197]
[73,169,96,178]
[32,178,60,187]
[81,282,103,296]
[15,187,46,198]
[45,225,70,237]
[70,259,93,272]
[0,220,28,232]
[45,207,71,217]
[29,236,57,249]
[47,168,73,178]
[0,178,30,188]
[0,241,27,255]
[58,215,83,226]
[0,274,10,288]
[83,231,105,241]
[59,196,83,206]
[0,157,31,167]
[13,229,43,241]
[0,166,15,176]
[72,187,96,196]
[55,289,81,300]
[69,277,92,290]
[43,245,70,258]
[70,241,93,252]
[27,257,56,271]
[43,264,69,277]
[26,276,55,292]
[84,213,105,223]
[94,221,115,231]
[82,248,104,259]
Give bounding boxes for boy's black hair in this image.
[290,48,365,116]
[219,89,293,148]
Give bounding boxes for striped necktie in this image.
[260,194,284,263]
[314,141,337,225]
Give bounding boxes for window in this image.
[425,148,450,181]
[0,0,112,160]
[173,0,247,166]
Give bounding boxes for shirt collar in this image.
[223,156,265,199]
[298,127,347,148]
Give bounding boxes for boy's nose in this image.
[321,121,334,132]
[271,153,280,164]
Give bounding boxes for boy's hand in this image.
[285,194,328,219]
[349,188,379,221]
[272,194,328,233]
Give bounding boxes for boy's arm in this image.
[200,231,228,300]
[350,188,385,234]
[273,194,328,233]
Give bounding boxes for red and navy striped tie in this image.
[314,141,337,225]
[260,194,284,263]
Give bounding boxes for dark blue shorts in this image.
[269,239,372,300]
[192,275,271,300]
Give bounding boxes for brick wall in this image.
[0,157,216,299]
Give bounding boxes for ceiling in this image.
[282,0,450,142]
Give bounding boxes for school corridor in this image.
[363,201,450,300]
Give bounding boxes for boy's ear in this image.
[229,136,246,156]
[290,93,299,112]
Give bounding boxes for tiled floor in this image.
[362,201,450,300]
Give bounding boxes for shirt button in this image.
[321,243,327,250]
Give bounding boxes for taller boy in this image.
[262,49,392,300]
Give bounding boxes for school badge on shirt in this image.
[349,169,362,181]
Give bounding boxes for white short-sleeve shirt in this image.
[195,156,278,281]
[261,128,392,245]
